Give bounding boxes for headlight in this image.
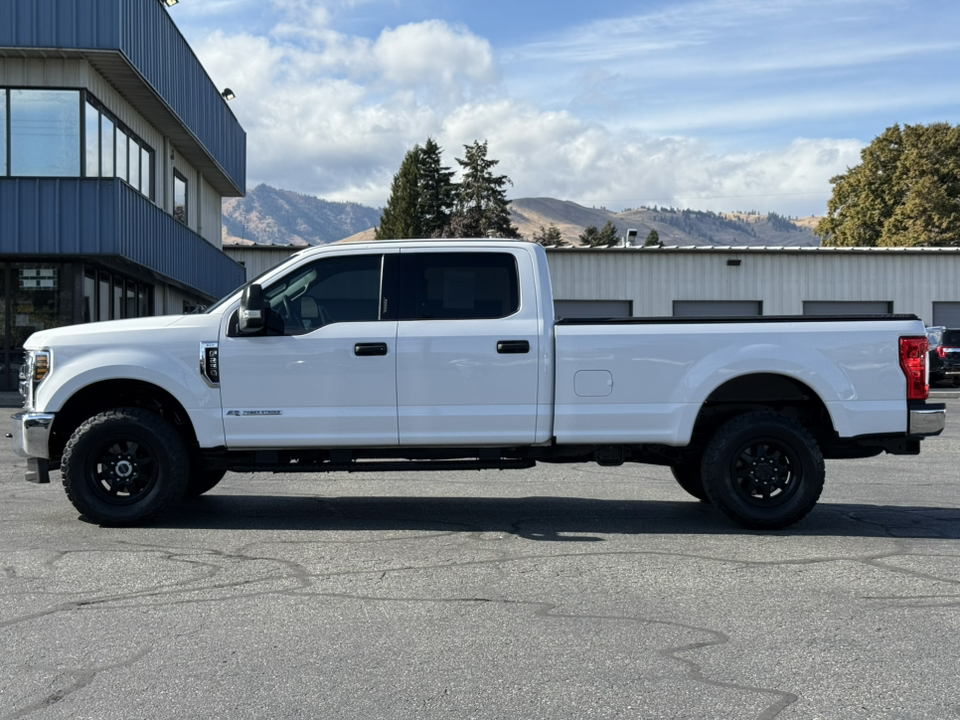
[19,350,52,408]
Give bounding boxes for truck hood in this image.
[24,313,222,350]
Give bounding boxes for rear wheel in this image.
[61,408,189,525]
[670,462,709,502]
[701,412,824,530]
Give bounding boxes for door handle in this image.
[355,342,388,356]
[497,340,530,354]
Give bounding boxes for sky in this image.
[170,0,959,217]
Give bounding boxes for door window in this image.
[399,252,519,320]
[263,254,384,335]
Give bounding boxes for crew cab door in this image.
[218,249,399,448]
[395,248,541,445]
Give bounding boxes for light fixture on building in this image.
[162,0,179,6]
[221,88,236,101]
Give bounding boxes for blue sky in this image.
[171,0,959,217]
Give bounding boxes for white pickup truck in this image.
[11,239,945,529]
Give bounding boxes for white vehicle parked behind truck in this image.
[12,240,945,529]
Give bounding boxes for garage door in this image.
[933,302,960,328]
[803,301,892,315]
[673,301,762,317]
[554,300,632,318]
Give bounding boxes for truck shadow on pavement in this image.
[150,495,960,540]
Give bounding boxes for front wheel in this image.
[701,412,824,530]
[61,408,190,525]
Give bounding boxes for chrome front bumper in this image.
[909,404,946,436]
[11,411,55,459]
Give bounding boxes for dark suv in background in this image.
[929,327,960,386]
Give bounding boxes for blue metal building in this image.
[0,0,246,390]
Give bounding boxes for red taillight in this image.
[900,336,929,400]
[938,346,947,359]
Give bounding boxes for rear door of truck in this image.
[395,246,542,445]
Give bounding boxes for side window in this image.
[263,254,384,335]
[400,252,519,320]
[173,170,188,225]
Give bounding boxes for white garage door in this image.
[673,301,762,317]
[933,302,960,328]
[554,300,632,318]
[803,301,892,315]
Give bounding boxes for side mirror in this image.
[238,284,265,334]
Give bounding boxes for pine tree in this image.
[417,138,455,238]
[597,220,620,247]
[533,224,565,247]
[644,229,660,246]
[445,140,521,239]
[376,145,422,240]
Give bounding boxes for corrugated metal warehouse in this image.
[224,244,960,328]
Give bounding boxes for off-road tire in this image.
[61,408,190,525]
[670,462,709,502]
[701,412,825,530]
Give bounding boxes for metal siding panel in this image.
[0,178,241,299]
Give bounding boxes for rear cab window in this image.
[399,252,519,320]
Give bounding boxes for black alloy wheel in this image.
[61,408,189,525]
[701,412,825,530]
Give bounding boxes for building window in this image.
[116,127,128,182]
[9,90,81,176]
[84,268,153,323]
[80,94,153,200]
[100,114,115,178]
[174,170,188,225]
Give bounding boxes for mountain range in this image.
[222,184,819,247]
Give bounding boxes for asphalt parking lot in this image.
[2,400,959,720]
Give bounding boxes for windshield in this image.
[204,250,306,314]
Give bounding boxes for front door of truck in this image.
[395,249,541,446]
[218,249,399,448]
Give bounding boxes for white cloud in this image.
[188,9,869,216]
[373,21,496,94]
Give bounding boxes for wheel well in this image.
[689,373,835,451]
[49,380,198,464]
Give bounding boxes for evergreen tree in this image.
[597,220,620,247]
[445,140,521,239]
[578,225,601,246]
[579,221,620,247]
[644,229,660,247]
[417,138,455,238]
[376,145,422,240]
[815,122,960,247]
[533,224,565,247]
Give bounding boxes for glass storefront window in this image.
[113,280,123,320]
[99,276,110,321]
[84,273,96,323]
[125,283,136,318]
[10,90,81,176]
[10,263,73,350]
